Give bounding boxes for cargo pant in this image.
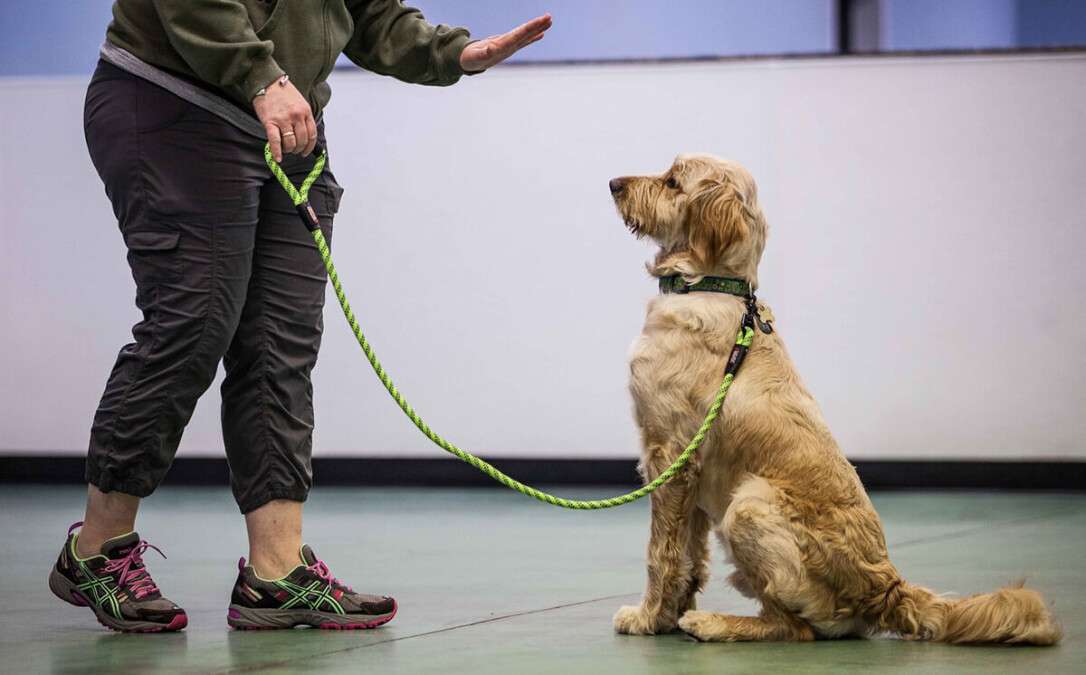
[83,61,343,513]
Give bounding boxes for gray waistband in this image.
[100,42,267,139]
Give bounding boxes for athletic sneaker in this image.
[227,545,397,630]
[48,522,187,633]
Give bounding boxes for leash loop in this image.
[264,143,327,230]
[266,143,755,509]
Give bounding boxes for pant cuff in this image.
[237,486,309,515]
[86,460,156,498]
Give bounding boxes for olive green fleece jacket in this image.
[106,0,473,114]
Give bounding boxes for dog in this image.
[608,155,1061,644]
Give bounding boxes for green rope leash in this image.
[264,144,754,509]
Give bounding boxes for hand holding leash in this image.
[253,75,317,162]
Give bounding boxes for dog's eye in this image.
[665,177,680,190]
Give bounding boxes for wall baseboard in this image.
[1,456,1083,491]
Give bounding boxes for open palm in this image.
[460,14,553,72]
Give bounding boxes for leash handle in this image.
[264,142,328,231]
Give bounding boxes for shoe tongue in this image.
[300,544,318,566]
[101,532,140,559]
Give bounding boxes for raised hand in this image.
[459,14,553,73]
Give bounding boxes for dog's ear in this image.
[686,179,748,268]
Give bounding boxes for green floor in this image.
[2,485,1083,674]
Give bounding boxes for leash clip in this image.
[743,293,758,330]
[745,289,774,335]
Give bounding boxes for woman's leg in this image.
[60,60,264,633]
[221,144,342,546]
[221,150,395,630]
[245,500,304,578]
[82,62,266,514]
[75,485,140,558]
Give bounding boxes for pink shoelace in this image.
[69,522,166,600]
[102,541,167,600]
[307,559,353,593]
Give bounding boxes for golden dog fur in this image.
[608,155,1061,645]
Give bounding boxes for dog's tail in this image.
[875,578,1061,645]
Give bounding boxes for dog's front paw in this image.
[613,605,661,635]
[678,610,720,642]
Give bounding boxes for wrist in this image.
[450,34,482,79]
[243,56,286,103]
[253,74,290,101]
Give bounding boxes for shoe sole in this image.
[48,567,187,633]
[227,600,397,630]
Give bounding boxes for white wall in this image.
[2,53,1084,460]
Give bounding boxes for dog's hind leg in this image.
[679,476,817,642]
[613,446,700,635]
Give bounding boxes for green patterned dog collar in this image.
[658,275,751,297]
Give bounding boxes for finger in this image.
[488,32,543,66]
[291,117,310,156]
[514,29,547,51]
[265,123,283,163]
[505,14,552,44]
[281,124,298,154]
[294,125,310,156]
[498,22,549,57]
[304,116,318,156]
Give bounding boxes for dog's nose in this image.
[609,177,627,195]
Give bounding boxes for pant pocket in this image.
[125,229,182,284]
[312,170,344,219]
